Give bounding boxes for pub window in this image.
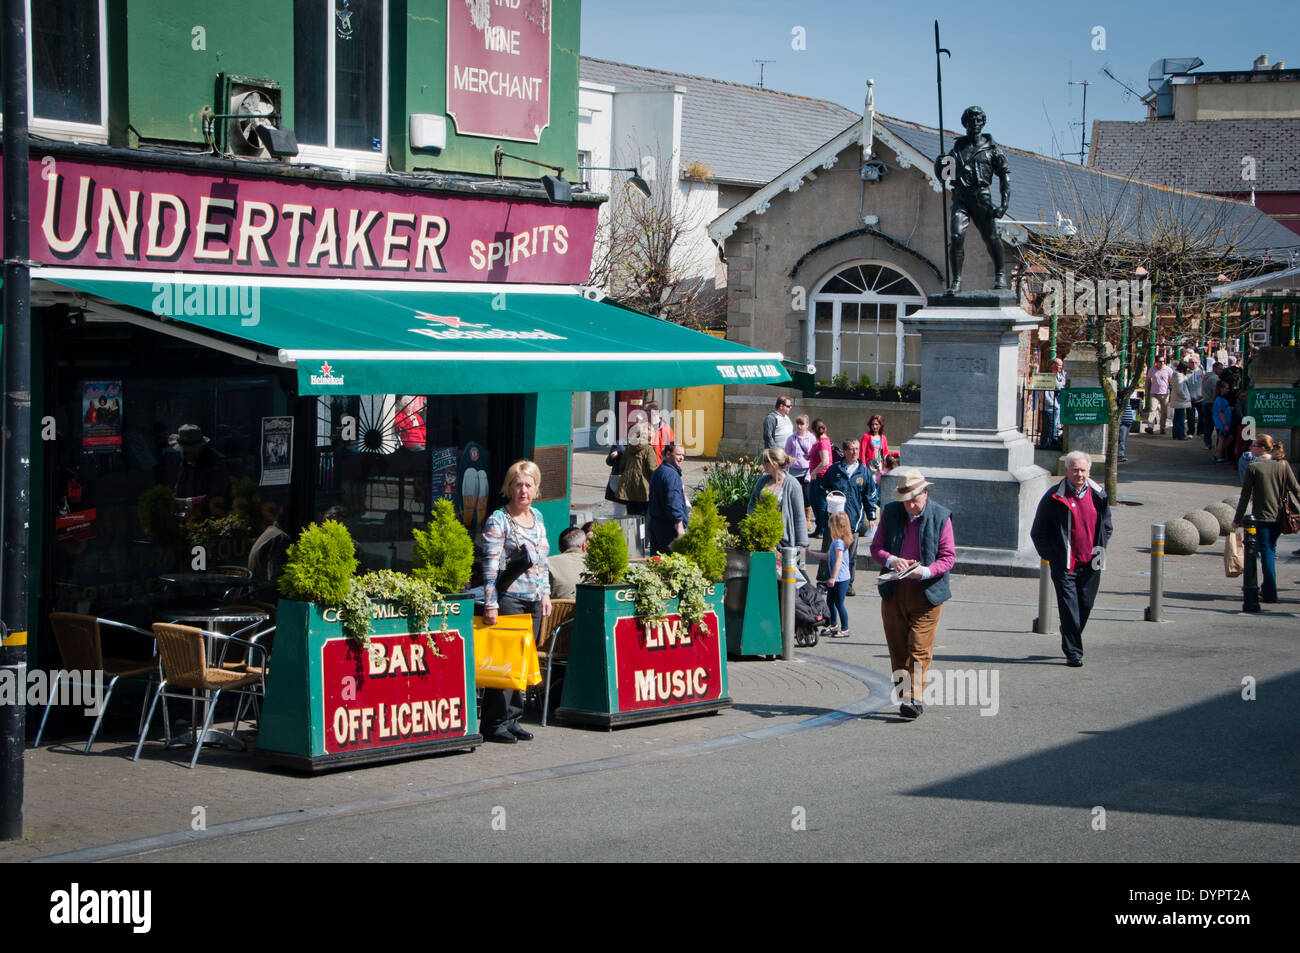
[808,262,925,388]
[294,0,388,171]
[314,394,525,573]
[0,0,108,142]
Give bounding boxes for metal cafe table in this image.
[153,605,270,751]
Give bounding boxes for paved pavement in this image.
[4,431,1298,862]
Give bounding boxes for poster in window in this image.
[431,447,459,504]
[261,416,294,486]
[458,442,489,537]
[396,396,427,450]
[81,381,123,450]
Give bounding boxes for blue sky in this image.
[581,0,1300,159]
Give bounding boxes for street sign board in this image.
[1029,372,1058,390]
[1246,388,1300,428]
[1061,387,1108,425]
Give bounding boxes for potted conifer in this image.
[257,502,481,771]
[557,508,731,728]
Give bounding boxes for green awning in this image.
[34,269,789,394]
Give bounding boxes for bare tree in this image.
[1017,170,1284,500]
[588,150,726,331]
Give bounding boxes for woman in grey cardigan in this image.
[747,447,810,576]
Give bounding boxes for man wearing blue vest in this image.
[869,468,957,719]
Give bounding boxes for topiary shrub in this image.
[412,499,475,594]
[582,520,628,585]
[280,520,359,605]
[672,485,729,582]
[737,490,784,552]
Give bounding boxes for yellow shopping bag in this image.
[472,614,542,691]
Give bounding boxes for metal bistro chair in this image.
[133,623,266,769]
[34,613,158,754]
[536,598,575,727]
[214,566,254,600]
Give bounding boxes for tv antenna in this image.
[1065,78,1090,165]
[1101,65,1146,103]
[753,59,775,89]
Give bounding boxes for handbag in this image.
[472,614,543,691]
[1279,462,1300,535]
[1224,529,1244,578]
[493,513,536,593]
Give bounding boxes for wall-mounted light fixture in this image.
[494,144,573,204]
[579,165,653,198]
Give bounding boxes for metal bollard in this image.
[1033,558,1054,634]
[1144,523,1164,622]
[1242,514,1261,613]
[780,546,797,659]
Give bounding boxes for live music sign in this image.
[447,0,551,142]
[612,611,725,712]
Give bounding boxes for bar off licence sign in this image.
[323,631,471,754]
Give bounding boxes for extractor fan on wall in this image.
[203,74,298,159]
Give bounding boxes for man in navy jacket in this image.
[820,438,877,593]
[1030,451,1113,667]
[647,442,689,555]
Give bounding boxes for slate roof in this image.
[874,114,1300,258]
[1088,119,1300,193]
[580,57,860,187]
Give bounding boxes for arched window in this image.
[808,262,925,388]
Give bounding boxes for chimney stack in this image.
[1253,54,1269,70]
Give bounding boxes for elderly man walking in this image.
[1031,451,1113,667]
[869,468,957,719]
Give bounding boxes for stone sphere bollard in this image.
[1184,510,1220,545]
[1222,497,1238,507]
[1164,518,1201,555]
[1204,502,1236,536]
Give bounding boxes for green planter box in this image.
[556,583,731,729]
[724,550,782,657]
[257,596,481,772]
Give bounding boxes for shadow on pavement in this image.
[732,703,837,719]
[905,672,1300,825]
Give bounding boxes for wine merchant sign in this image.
[447,0,551,142]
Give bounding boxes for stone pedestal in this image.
[1060,342,1111,474]
[1246,346,1300,462]
[895,294,1050,577]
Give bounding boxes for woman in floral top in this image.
[480,459,551,743]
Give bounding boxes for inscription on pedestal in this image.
[933,355,988,375]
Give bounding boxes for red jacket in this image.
[859,433,890,468]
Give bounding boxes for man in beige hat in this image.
[869,468,956,719]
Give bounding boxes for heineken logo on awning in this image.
[409,311,565,341]
[311,361,345,386]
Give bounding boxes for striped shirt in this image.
[482,508,551,608]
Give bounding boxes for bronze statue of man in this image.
[934,106,1010,292]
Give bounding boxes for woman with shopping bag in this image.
[480,459,552,743]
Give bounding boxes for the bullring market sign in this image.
[1061,387,1108,425]
[7,156,594,284]
[1246,388,1300,428]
